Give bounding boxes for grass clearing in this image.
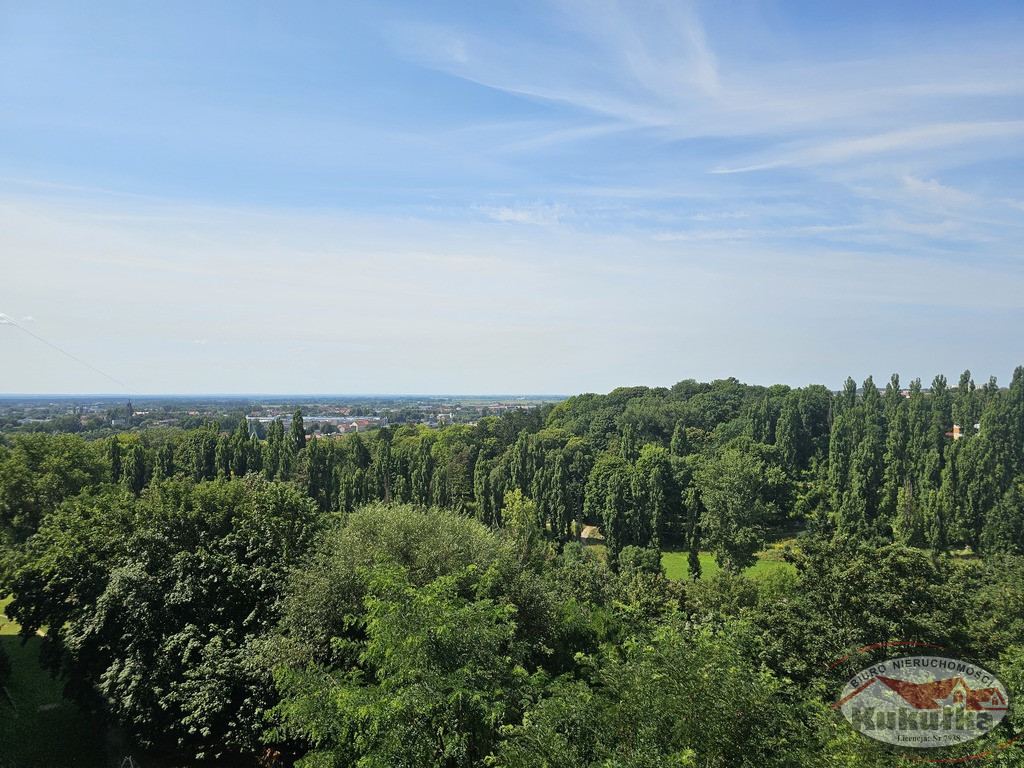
[661,551,720,581]
[0,597,106,768]
[582,544,796,581]
[661,549,795,581]
[1,596,21,636]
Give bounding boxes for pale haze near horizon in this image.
[1,1,1022,396]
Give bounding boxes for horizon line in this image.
[0,392,572,399]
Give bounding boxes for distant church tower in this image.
[126,400,134,428]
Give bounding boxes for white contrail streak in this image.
[0,313,142,395]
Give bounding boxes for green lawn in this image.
[0,595,22,636]
[662,551,719,580]
[1,596,106,768]
[661,549,795,581]
[582,544,795,581]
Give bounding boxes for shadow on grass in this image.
[0,635,106,768]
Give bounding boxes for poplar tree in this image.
[430,464,451,512]
[685,485,703,580]
[263,418,285,480]
[154,442,175,480]
[123,444,149,496]
[473,452,493,525]
[880,390,909,525]
[411,438,434,506]
[602,468,631,569]
[981,484,1024,555]
[775,392,804,473]
[928,374,953,458]
[306,436,333,512]
[619,423,639,463]
[290,409,306,455]
[953,369,977,438]
[372,428,393,502]
[838,377,886,536]
[670,421,690,457]
[893,478,926,548]
[215,434,231,479]
[108,437,122,484]
[230,418,252,477]
[509,433,530,495]
[549,451,571,540]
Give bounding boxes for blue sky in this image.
[1,0,1023,394]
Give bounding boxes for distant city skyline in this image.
[2,1,1023,395]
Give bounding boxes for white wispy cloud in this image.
[368,1,1024,325]
[392,1,1024,188]
[652,223,864,243]
[899,175,975,210]
[478,202,572,226]
[392,0,724,129]
[714,121,1024,173]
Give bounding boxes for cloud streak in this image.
[394,0,1024,192]
[714,121,1024,173]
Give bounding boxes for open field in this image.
[582,544,796,581]
[661,549,796,581]
[1,597,105,768]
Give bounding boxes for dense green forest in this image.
[2,370,1024,766]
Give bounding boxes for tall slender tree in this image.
[473,451,494,525]
[290,409,306,456]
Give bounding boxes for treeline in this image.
[2,369,1024,766]
[826,372,1024,553]
[18,368,1016,565]
[4,369,1023,578]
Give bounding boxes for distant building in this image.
[246,414,383,436]
[950,423,982,441]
